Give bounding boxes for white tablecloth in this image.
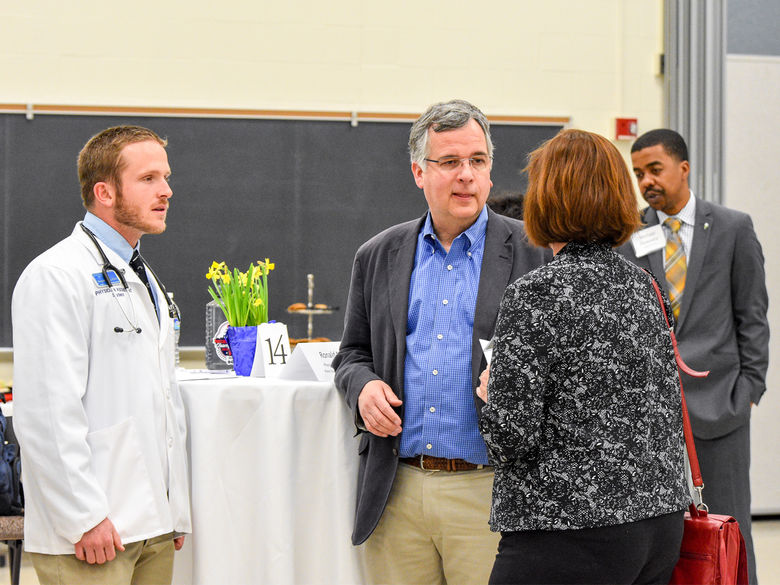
[172,375,364,585]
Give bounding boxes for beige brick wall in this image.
[0,0,664,142]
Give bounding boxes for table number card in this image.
[279,341,341,381]
[250,322,292,378]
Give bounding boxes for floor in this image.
[2,519,779,584]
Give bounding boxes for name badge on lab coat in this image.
[630,225,666,257]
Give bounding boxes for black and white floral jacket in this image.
[480,241,690,532]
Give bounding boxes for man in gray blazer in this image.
[333,100,546,585]
[620,129,769,584]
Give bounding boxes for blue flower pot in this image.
[225,325,258,376]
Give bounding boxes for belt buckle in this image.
[418,454,439,472]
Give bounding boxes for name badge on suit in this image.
[630,224,665,257]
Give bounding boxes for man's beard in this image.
[114,187,166,235]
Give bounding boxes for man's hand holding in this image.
[358,380,403,437]
[75,517,125,564]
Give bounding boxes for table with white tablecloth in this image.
[172,374,364,585]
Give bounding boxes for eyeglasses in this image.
[423,155,491,172]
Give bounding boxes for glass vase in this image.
[225,325,258,376]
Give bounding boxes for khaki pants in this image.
[30,532,175,585]
[363,463,499,585]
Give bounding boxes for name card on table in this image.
[250,322,292,378]
[279,341,341,382]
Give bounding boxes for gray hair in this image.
[408,99,494,168]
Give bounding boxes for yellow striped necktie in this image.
[663,217,686,319]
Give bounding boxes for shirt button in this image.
[432,369,438,375]
[437,334,443,340]
[467,251,472,257]
[442,299,448,305]
[447,264,453,271]
[167,436,174,448]
[426,443,433,450]
[429,406,436,413]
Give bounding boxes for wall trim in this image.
[0,103,570,126]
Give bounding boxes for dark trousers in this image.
[694,424,756,585]
[489,510,685,585]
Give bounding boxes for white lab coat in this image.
[11,224,191,554]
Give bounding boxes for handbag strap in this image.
[645,273,710,515]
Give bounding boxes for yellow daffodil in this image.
[257,259,275,272]
[206,258,274,327]
[206,261,229,280]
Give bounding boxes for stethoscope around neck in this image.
[80,223,181,333]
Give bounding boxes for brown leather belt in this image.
[399,455,487,472]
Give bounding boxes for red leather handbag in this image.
[648,277,749,585]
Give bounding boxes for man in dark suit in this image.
[620,129,769,584]
[332,100,547,585]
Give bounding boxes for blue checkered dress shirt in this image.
[400,206,489,464]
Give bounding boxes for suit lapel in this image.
[641,209,666,280]
[471,212,515,388]
[677,199,712,330]
[387,216,424,389]
[474,212,514,341]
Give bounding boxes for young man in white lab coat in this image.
[12,126,191,585]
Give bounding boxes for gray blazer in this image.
[333,208,547,545]
[618,198,769,440]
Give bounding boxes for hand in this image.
[358,380,403,437]
[174,535,186,550]
[476,365,490,403]
[75,517,125,564]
